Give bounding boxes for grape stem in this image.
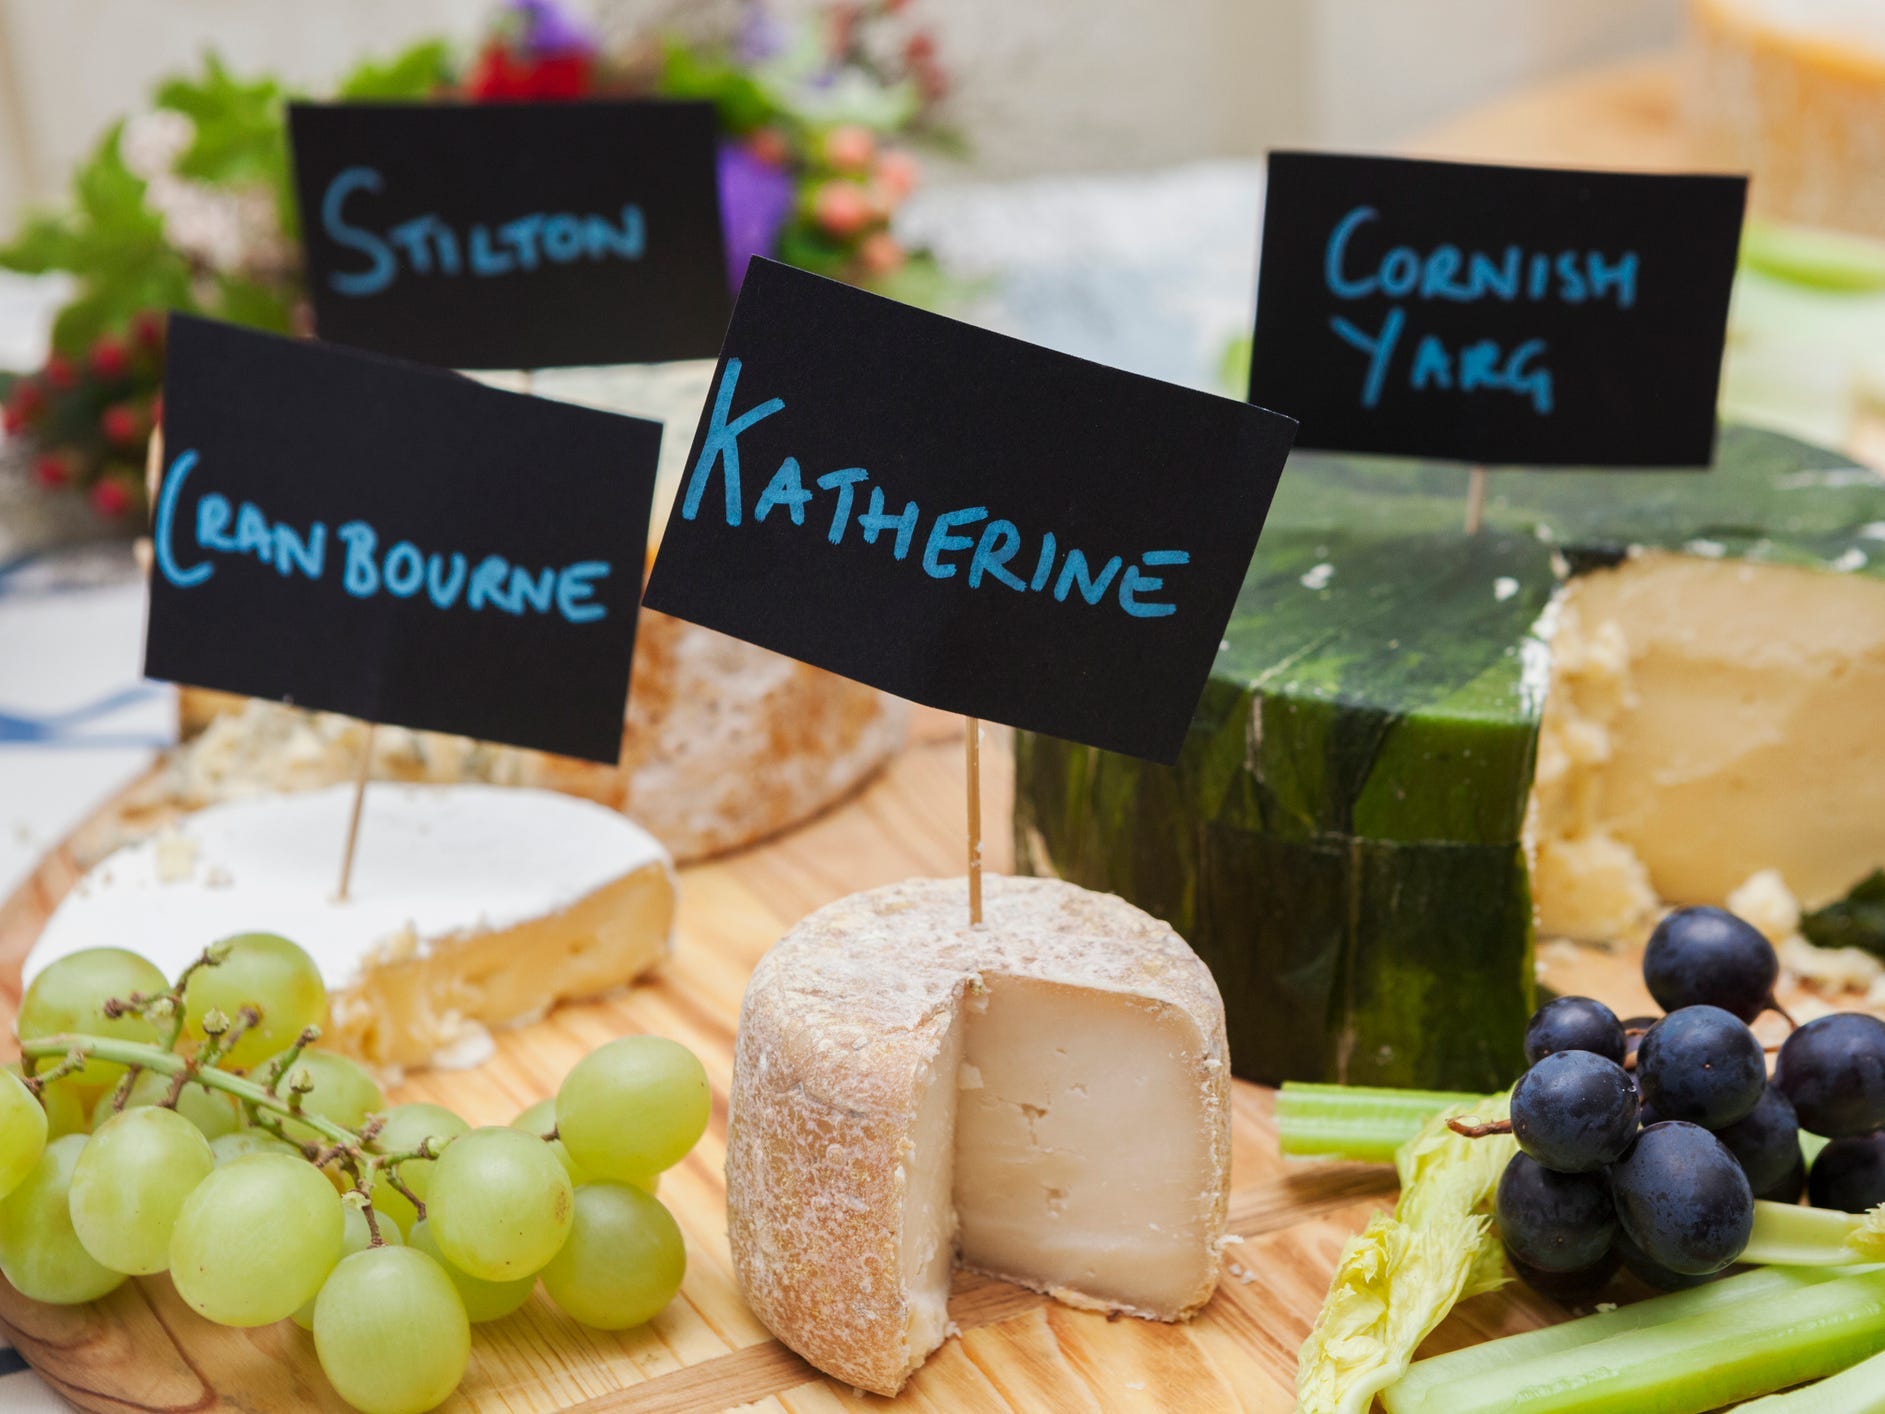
[1445,1116,1513,1139]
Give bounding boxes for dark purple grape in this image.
[1808,1133,1885,1213]
[1525,996,1626,1066]
[1609,1121,1754,1276]
[1775,1014,1885,1139]
[1511,1050,1640,1173]
[1622,1016,1659,1069]
[1756,1152,1807,1205]
[1715,1086,1801,1195]
[1636,1006,1766,1130]
[1614,1229,1714,1291]
[1497,1153,1617,1271]
[1643,907,1778,1023]
[1508,1246,1621,1302]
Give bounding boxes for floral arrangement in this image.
[0,0,954,523]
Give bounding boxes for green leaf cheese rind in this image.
[1015,425,1885,1090]
[1802,870,1885,958]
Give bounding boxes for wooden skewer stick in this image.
[1464,464,1488,534]
[966,715,983,926]
[335,721,376,903]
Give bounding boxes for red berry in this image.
[824,125,876,173]
[812,181,873,239]
[857,232,906,276]
[89,478,132,518]
[873,150,921,201]
[32,453,68,488]
[132,310,166,349]
[747,128,791,168]
[43,354,76,390]
[90,335,130,380]
[101,404,142,446]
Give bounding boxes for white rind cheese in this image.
[726,876,1231,1396]
[28,783,676,1072]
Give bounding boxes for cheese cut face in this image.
[27,784,675,1072]
[1015,425,1885,1092]
[726,876,1231,1397]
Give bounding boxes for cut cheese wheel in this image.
[726,876,1231,1396]
[27,784,675,1073]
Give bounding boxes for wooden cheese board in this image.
[0,709,1806,1414]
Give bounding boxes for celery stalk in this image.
[1384,1266,1870,1411]
[1294,1094,1513,1414]
[1738,1345,1885,1411]
[1745,1202,1885,1267]
[1382,1268,1885,1414]
[1278,1082,1487,1164]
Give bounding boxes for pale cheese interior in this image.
[900,974,1220,1356]
[1532,553,1885,942]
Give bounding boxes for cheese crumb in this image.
[153,829,197,884]
[1727,869,1800,943]
[1300,563,1334,590]
[1781,934,1883,994]
[1493,576,1520,602]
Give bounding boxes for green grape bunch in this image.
[3,936,709,1414]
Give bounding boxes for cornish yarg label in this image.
[145,315,660,762]
[288,101,730,369]
[1249,151,1746,467]
[644,260,1299,764]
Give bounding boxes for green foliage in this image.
[336,40,453,100]
[1803,870,1885,958]
[656,40,777,135]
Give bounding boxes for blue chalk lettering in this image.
[556,561,610,623]
[1468,248,1520,302]
[1555,251,1588,303]
[1029,532,1057,592]
[1054,550,1123,605]
[817,468,870,544]
[755,457,812,525]
[426,552,467,609]
[338,521,380,598]
[196,494,236,552]
[1511,339,1553,414]
[469,225,514,277]
[389,216,436,276]
[1457,340,1504,393]
[542,215,583,263]
[435,224,461,276]
[273,522,325,580]
[923,507,988,579]
[1528,253,1550,300]
[509,565,556,615]
[1119,549,1188,618]
[681,359,785,527]
[1410,335,1453,391]
[1379,247,1420,299]
[1331,307,1405,410]
[467,554,519,614]
[500,215,544,271]
[154,450,213,588]
[968,519,1025,590]
[1324,205,1380,298]
[1589,251,1638,309]
[383,541,425,597]
[322,167,396,297]
[234,503,274,564]
[585,206,646,261]
[1419,245,1469,301]
[859,487,919,560]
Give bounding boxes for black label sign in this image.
[145,315,660,763]
[643,260,1298,764]
[1249,151,1746,466]
[288,101,731,369]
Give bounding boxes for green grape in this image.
[427,1126,573,1281]
[210,1128,301,1165]
[169,1153,344,1326]
[70,1106,214,1275]
[292,1200,401,1330]
[8,1062,88,1138]
[100,1069,239,1140]
[408,1217,535,1323]
[540,1183,686,1330]
[0,1067,48,1202]
[511,1098,656,1192]
[18,948,169,1090]
[0,1135,126,1304]
[261,1047,383,1147]
[313,1246,470,1414]
[365,1102,468,1235]
[557,1036,710,1180]
[185,932,329,1071]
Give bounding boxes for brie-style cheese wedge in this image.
[727,876,1231,1397]
[27,783,675,1072]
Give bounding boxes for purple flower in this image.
[734,5,790,65]
[511,0,594,57]
[717,140,795,291]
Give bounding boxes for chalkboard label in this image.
[145,315,660,763]
[1250,152,1746,466]
[288,101,731,369]
[643,260,1298,764]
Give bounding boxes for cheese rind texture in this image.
[725,876,1230,1396]
[27,784,675,1071]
